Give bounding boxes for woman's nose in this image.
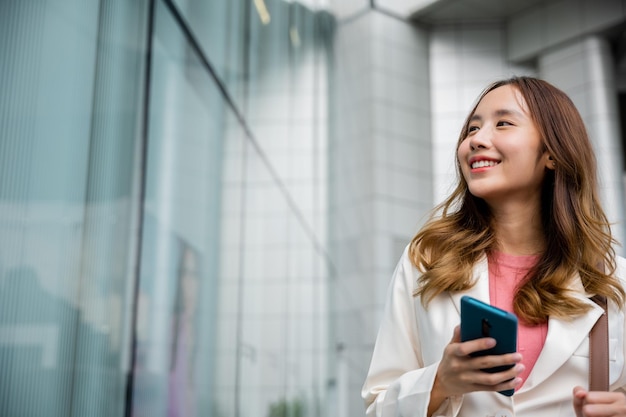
[469,127,492,151]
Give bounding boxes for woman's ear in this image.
[546,154,556,170]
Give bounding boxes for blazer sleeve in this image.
[361,249,461,417]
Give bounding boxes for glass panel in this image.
[0,1,147,416]
[221,1,333,416]
[131,1,224,415]
[133,0,334,416]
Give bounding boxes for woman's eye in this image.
[497,121,513,127]
[468,126,479,133]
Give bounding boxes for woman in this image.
[362,76,626,417]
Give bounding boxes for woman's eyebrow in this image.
[494,108,523,118]
[470,108,524,122]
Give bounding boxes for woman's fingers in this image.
[435,325,524,398]
[470,371,524,393]
[572,386,587,417]
[450,325,495,356]
[572,387,626,417]
[468,351,522,371]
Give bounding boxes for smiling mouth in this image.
[471,160,500,169]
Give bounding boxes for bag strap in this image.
[589,294,609,391]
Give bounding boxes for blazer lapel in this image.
[449,255,490,314]
[518,291,604,392]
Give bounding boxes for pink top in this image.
[488,251,547,389]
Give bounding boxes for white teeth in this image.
[471,160,499,169]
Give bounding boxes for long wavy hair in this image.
[410,76,624,324]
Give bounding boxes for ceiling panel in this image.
[405,0,551,23]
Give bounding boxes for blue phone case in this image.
[460,295,518,396]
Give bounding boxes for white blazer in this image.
[362,247,626,417]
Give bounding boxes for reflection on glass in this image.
[0,1,146,416]
[135,0,334,416]
[0,0,335,415]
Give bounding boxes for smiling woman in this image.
[457,84,552,208]
[362,76,626,417]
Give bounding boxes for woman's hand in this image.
[428,325,524,415]
[573,386,626,416]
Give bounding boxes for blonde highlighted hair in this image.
[410,76,624,324]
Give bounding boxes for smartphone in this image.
[460,295,518,396]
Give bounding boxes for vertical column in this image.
[329,9,430,417]
[329,12,376,417]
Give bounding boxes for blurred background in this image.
[1,0,625,416]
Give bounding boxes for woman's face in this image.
[457,85,553,207]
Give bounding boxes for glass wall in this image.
[0,0,334,416]
[0,0,148,416]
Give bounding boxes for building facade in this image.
[0,0,625,416]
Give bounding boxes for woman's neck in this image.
[490,201,545,256]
